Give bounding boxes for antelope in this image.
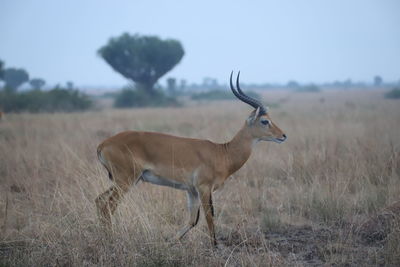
[95,71,287,246]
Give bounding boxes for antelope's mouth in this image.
[274,137,287,143]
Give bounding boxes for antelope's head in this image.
[230,71,287,144]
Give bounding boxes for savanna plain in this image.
[0,90,399,266]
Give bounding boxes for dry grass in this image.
[0,89,399,266]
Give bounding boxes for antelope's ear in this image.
[246,107,261,125]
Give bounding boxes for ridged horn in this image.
[230,71,267,114]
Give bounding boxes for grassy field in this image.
[0,89,399,266]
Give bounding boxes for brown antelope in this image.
[95,71,287,246]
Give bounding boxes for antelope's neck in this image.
[221,126,255,177]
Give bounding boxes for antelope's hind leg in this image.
[175,188,201,240]
[95,169,140,229]
[95,185,111,227]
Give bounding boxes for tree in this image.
[3,68,29,91]
[0,59,4,80]
[374,75,383,87]
[343,78,352,89]
[98,33,184,95]
[202,77,218,89]
[167,77,177,96]
[66,81,74,90]
[29,78,46,90]
[287,80,299,88]
[179,79,187,91]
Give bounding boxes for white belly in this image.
[141,170,190,191]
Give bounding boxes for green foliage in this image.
[114,86,179,108]
[0,86,92,113]
[98,33,184,94]
[191,89,261,101]
[385,88,400,99]
[29,78,46,90]
[3,68,29,91]
[296,84,321,93]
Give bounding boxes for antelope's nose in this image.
[282,134,287,140]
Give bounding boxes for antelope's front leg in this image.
[175,188,201,240]
[199,187,217,247]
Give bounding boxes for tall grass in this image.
[0,90,399,266]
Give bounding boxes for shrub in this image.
[114,86,179,108]
[385,88,400,99]
[191,89,261,101]
[0,86,92,113]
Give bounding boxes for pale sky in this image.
[1,0,399,87]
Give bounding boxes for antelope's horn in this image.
[230,71,267,114]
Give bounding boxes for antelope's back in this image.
[98,131,218,171]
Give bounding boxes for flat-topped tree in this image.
[3,68,29,92]
[98,33,184,96]
[29,78,46,90]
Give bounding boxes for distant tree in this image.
[0,59,4,80]
[98,33,184,96]
[167,77,177,96]
[29,78,46,90]
[374,75,383,87]
[287,80,299,88]
[3,68,29,91]
[343,79,352,89]
[202,77,218,89]
[179,79,187,91]
[332,80,341,87]
[66,81,74,90]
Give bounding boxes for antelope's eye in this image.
[261,120,270,125]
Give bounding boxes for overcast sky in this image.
[1,0,399,87]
